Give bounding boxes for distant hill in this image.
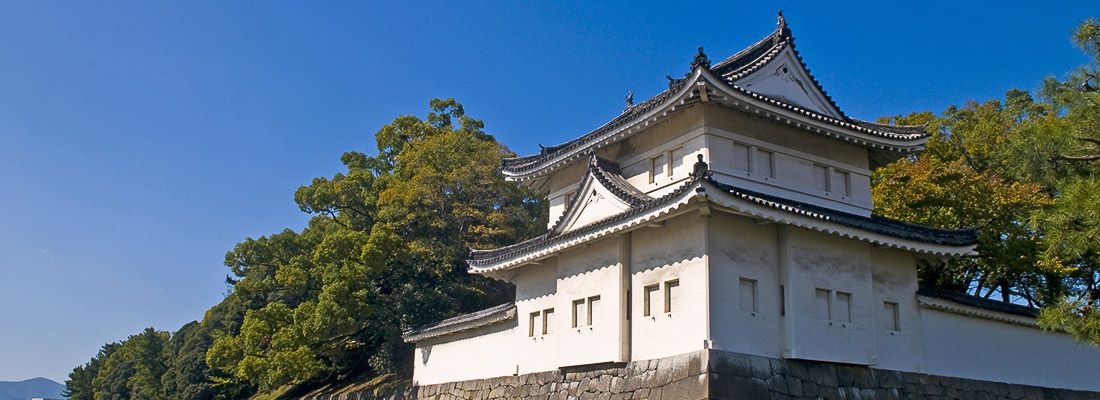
[0,377,65,400]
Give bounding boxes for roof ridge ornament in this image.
[775,10,790,44]
[625,90,634,108]
[691,154,712,179]
[690,46,711,72]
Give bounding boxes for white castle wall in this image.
[921,306,1100,391]
[411,321,515,385]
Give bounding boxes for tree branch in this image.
[1056,154,1100,162]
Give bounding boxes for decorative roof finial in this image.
[691,154,712,179]
[626,90,634,107]
[777,9,787,30]
[690,46,711,71]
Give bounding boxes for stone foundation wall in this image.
[299,350,1098,400]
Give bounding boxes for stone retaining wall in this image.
[299,350,1097,400]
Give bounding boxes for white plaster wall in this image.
[869,249,924,372]
[707,213,783,358]
[412,321,516,385]
[705,129,872,216]
[630,212,710,361]
[781,227,876,365]
[922,308,1100,391]
[555,237,627,366]
[513,260,560,374]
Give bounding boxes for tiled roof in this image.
[402,302,516,343]
[500,81,685,173]
[501,14,928,178]
[917,287,1039,318]
[705,180,976,247]
[469,168,976,270]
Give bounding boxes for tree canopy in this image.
[65,99,545,399]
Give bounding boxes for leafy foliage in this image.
[872,18,1100,340]
[66,99,544,398]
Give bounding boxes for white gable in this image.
[732,46,844,119]
[554,176,635,234]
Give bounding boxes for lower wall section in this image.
[300,350,1098,400]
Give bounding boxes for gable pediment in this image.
[731,46,844,119]
[552,157,651,235]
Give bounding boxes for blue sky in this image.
[0,1,1094,383]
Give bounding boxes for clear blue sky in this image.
[0,1,1093,383]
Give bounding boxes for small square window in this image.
[643,284,659,317]
[664,280,680,314]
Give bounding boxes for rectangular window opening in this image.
[668,147,683,177]
[815,288,831,320]
[664,279,680,314]
[571,299,585,328]
[587,295,601,326]
[884,301,900,331]
[813,164,829,192]
[542,308,554,335]
[733,143,751,171]
[529,311,539,337]
[643,284,659,317]
[831,169,851,196]
[649,155,666,184]
[754,148,774,178]
[836,292,852,322]
[739,278,758,313]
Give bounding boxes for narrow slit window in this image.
[815,288,831,320]
[529,312,539,337]
[643,284,659,317]
[883,301,900,331]
[739,278,758,312]
[664,280,680,314]
[563,191,576,207]
[587,295,601,325]
[571,299,585,328]
[835,292,852,322]
[542,308,554,335]
[779,285,786,316]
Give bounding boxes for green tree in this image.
[65,342,121,400]
[206,98,545,393]
[1033,18,1100,342]
[91,328,170,400]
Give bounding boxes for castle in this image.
[398,13,1100,397]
